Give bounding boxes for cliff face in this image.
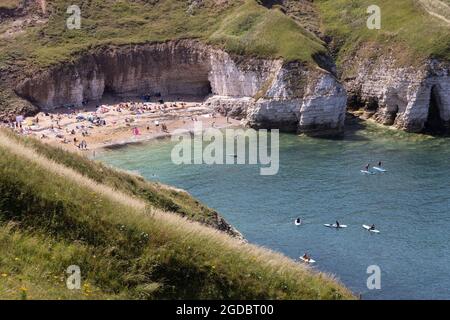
[243,64,346,134]
[15,40,346,135]
[344,56,450,134]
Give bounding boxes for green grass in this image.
[0,0,325,71]
[209,1,326,62]
[0,130,354,299]
[316,0,450,66]
[1,1,448,77]
[1,130,237,235]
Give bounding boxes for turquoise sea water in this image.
[97,120,450,300]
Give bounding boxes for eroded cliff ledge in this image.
[15,40,347,136]
[344,55,450,135]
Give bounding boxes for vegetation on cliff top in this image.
[0,0,326,71]
[316,0,450,66]
[1,0,448,73]
[0,129,354,299]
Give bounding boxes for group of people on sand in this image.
[74,137,88,150]
[2,96,228,153]
[111,101,190,115]
[78,140,88,150]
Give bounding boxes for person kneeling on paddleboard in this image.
[302,253,310,261]
[365,163,370,171]
[369,224,376,231]
[336,221,340,228]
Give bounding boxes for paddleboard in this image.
[299,257,316,264]
[324,224,347,228]
[363,225,380,233]
[361,170,376,175]
[373,166,387,172]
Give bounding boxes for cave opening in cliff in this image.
[365,97,379,112]
[423,85,447,134]
[101,74,213,103]
[259,0,284,9]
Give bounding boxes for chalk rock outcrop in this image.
[245,64,347,134]
[344,56,450,134]
[16,40,346,135]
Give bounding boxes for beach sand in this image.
[10,99,241,155]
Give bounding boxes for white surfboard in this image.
[299,257,316,264]
[363,225,380,233]
[361,170,376,175]
[373,166,387,172]
[324,224,347,229]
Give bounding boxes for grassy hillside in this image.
[2,131,237,235]
[316,0,450,66]
[1,1,448,77]
[0,129,354,300]
[0,0,326,70]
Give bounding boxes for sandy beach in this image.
[4,98,241,155]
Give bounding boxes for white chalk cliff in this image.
[16,39,449,135]
[16,40,347,135]
[345,56,450,134]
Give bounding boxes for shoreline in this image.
[4,98,242,155]
[99,122,242,151]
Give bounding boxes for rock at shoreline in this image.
[344,56,450,135]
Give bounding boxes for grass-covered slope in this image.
[2,131,238,236]
[316,0,450,66]
[0,0,326,70]
[0,130,354,300]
